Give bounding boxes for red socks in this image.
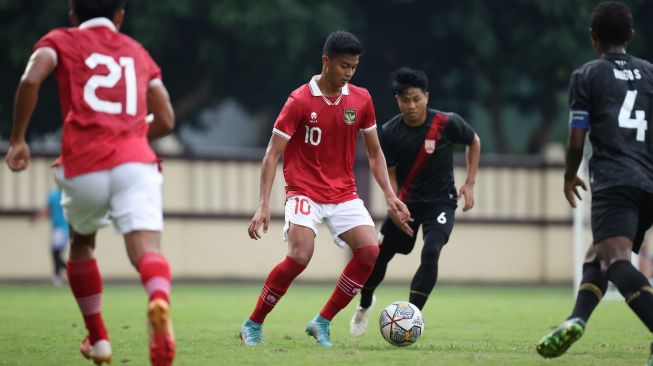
[67,259,108,344]
[320,245,380,320]
[138,252,172,303]
[249,256,306,324]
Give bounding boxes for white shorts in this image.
[283,196,375,248]
[54,163,163,235]
[51,228,68,250]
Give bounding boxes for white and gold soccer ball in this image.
[379,301,424,347]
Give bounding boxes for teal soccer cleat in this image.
[306,315,332,347]
[536,317,586,358]
[240,319,264,346]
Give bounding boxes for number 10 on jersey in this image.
[304,126,322,145]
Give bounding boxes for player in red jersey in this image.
[241,31,411,347]
[6,1,175,365]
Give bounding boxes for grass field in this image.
[0,283,648,366]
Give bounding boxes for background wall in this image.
[0,156,583,284]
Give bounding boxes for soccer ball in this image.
[379,301,424,347]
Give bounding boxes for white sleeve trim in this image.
[35,47,58,68]
[272,128,291,140]
[360,124,377,133]
[148,78,163,89]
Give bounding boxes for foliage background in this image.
[1,0,653,153]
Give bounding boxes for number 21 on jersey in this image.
[619,89,647,141]
[84,53,137,116]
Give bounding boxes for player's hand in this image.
[388,208,414,237]
[248,205,270,240]
[564,176,587,208]
[386,196,413,236]
[458,183,475,212]
[5,141,31,172]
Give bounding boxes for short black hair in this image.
[322,31,363,58]
[69,0,127,22]
[590,1,633,45]
[392,67,429,96]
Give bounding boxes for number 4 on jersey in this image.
[618,90,647,142]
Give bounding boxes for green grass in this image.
[0,284,649,365]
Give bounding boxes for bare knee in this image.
[597,236,633,268]
[287,241,313,265]
[69,232,96,260]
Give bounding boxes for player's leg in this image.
[241,196,317,345]
[351,216,417,336]
[601,236,653,331]
[110,162,174,366]
[409,205,455,310]
[597,189,653,336]
[309,199,378,346]
[51,228,68,285]
[536,247,602,358]
[569,247,607,323]
[68,231,112,365]
[56,167,112,365]
[51,248,66,285]
[350,242,394,336]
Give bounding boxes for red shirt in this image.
[34,18,161,178]
[273,76,377,203]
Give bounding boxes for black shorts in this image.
[379,202,456,255]
[591,185,653,253]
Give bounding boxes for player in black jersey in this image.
[349,67,480,336]
[537,3,653,364]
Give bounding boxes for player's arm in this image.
[387,165,399,195]
[458,133,481,212]
[247,134,288,240]
[564,127,588,208]
[362,130,412,235]
[146,81,175,141]
[6,48,56,172]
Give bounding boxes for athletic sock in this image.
[607,260,653,332]
[409,230,446,310]
[138,252,172,303]
[359,244,395,308]
[67,259,108,344]
[569,261,607,322]
[249,256,306,324]
[320,245,380,320]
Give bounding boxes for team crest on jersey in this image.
[310,112,318,123]
[424,140,436,154]
[344,108,357,125]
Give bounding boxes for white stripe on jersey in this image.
[273,128,291,140]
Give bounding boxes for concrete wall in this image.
[0,156,581,284]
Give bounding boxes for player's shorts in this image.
[54,162,163,235]
[51,227,68,250]
[379,202,456,255]
[591,185,653,253]
[283,195,375,248]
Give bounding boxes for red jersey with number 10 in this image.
[273,76,377,203]
[34,18,161,178]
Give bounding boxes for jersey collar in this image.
[309,75,349,106]
[79,17,118,32]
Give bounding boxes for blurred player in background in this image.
[349,67,480,336]
[5,0,176,365]
[536,2,653,364]
[241,31,411,347]
[31,187,69,286]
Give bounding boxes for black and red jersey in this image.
[380,109,475,204]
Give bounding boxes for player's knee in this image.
[355,245,380,270]
[420,246,441,267]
